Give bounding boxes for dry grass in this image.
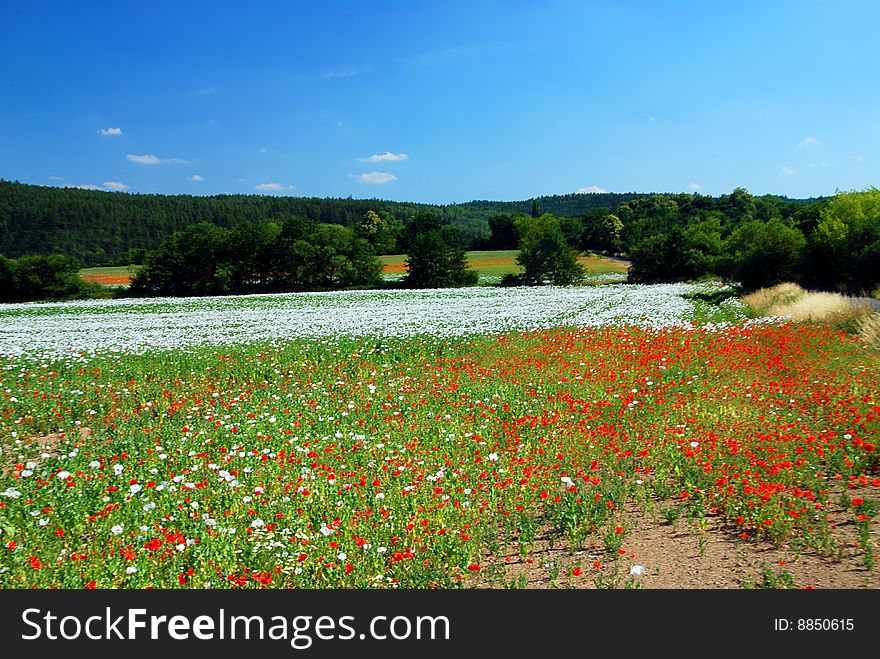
[742,283,878,334]
[857,312,880,349]
[741,282,806,314]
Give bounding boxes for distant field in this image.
[79,265,140,286]
[380,250,630,278]
[80,252,629,286]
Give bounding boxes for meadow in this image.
[1,283,877,589]
[82,250,631,288]
[378,250,629,284]
[78,265,141,287]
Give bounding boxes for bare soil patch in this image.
[472,492,878,589]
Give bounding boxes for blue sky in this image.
[1,0,877,203]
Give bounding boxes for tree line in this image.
[0,254,108,303]
[3,179,815,266]
[129,211,582,296]
[2,179,877,301]
[616,187,879,293]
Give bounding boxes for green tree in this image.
[514,214,584,285]
[723,219,806,291]
[227,220,281,290]
[627,230,689,284]
[403,214,478,288]
[599,213,623,253]
[0,254,17,302]
[810,188,880,292]
[130,222,231,296]
[356,210,403,255]
[0,253,105,302]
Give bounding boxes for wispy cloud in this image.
[576,185,606,194]
[782,166,796,176]
[323,65,372,79]
[67,182,129,192]
[349,172,397,184]
[98,127,123,137]
[798,136,822,147]
[255,182,294,191]
[855,155,865,162]
[688,182,702,191]
[127,154,192,165]
[127,154,161,165]
[360,151,409,163]
[189,174,204,182]
[48,175,65,181]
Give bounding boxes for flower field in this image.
[1,284,878,588]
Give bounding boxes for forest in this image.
[1,178,878,302]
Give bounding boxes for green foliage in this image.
[7,179,869,293]
[484,214,519,250]
[628,229,689,283]
[514,214,584,286]
[0,181,650,266]
[723,218,807,292]
[0,253,108,302]
[810,188,880,293]
[356,210,403,255]
[403,214,478,288]
[130,217,381,297]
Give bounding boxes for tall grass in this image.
[856,313,880,350]
[743,283,879,338]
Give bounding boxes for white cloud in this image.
[688,182,702,191]
[361,151,409,162]
[855,155,865,162]
[782,166,796,176]
[103,181,128,191]
[73,184,102,190]
[255,182,293,191]
[127,154,161,165]
[127,154,192,165]
[576,185,607,194]
[98,127,123,137]
[189,174,204,182]
[798,137,821,147]
[48,175,65,181]
[649,116,656,122]
[348,172,397,184]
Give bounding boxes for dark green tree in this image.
[130,222,231,296]
[403,214,478,288]
[356,210,403,255]
[0,253,106,302]
[809,188,880,292]
[514,214,584,285]
[628,230,689,283]
[723,219,806,291]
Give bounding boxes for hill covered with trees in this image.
[5,178,877,299]
[0,179,819,266]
